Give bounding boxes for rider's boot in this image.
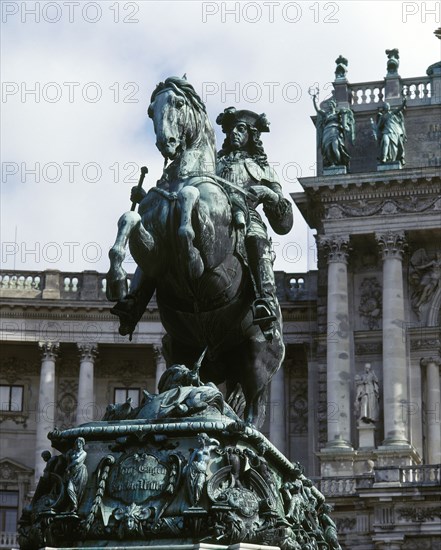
[246,236,278,335]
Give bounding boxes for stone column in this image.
[76,343,98,425]
[35,341,59,483]
[153,345,167,392]
[421,356,441,464]
[377,232,409,446]
[322,236,352,449]
[269,365,286,454]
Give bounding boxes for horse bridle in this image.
[150,86,191,156]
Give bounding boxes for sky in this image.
[1,0,439,277]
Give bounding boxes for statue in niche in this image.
[309,90,355,168]
[185,432,219,506]
[64,437,88,513]
[216,106,293,331]
[354,364,380,424]
[386,48,400,76]
[371,96,407,164]
[334,54,348,80]
[410,249,441,313]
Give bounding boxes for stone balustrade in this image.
[0,270,133,302]
[313,465,440,498]
[275,271,318,302]
[1,269,306,306]
[0,531,18,549]
[348,80,385,106]
[312,476,358,496]
[345,75,435,111]
[401,76,432,101]
[400,464,440,485]
[0,271,43,291]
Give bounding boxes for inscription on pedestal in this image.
[107,451,169,504]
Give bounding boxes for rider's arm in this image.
[261,179,293,235]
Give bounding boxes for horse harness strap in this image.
[184,172,255,201]
[151,187,179,201]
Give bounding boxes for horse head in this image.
[148,76,216,173]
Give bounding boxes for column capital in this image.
[376,231,407,260]
[77,343,98,362]
[38,341,59,360]
[420,356,441,369]
[318,235,350,264]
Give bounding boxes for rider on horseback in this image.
[215,107,293,331]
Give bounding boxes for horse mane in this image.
[151,77,207,114]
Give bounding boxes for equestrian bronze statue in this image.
[106,77,293,428]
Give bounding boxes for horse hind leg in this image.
[106,211,142,301]
[177,186,204,279]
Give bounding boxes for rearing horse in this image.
[106,77,284,428]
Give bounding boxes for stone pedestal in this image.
[22,379,339,550]
[377,161,402,171]
[323,165,347,176]
[357,422,376,450]
[318,447,355,477]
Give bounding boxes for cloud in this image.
[1,0,437,274]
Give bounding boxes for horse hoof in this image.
[106,277,128,301]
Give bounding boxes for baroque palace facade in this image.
[1,53,440,549]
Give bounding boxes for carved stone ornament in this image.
[0,357,38,382]
[386,48,400,76]
[77,343,98,362]
[358,277,382,330]
[318,235,350,264]
[376,231,406,260]
[38,341,60,360]
[334,54,348,80]
[56,379,78,425]
[325,196,441,220]
[398,507,441,522]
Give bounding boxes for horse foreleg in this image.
[106,211,141,301]
[177,186,204,279]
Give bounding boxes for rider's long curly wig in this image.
[218,126,269,168]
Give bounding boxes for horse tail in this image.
[226,383,246,418]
